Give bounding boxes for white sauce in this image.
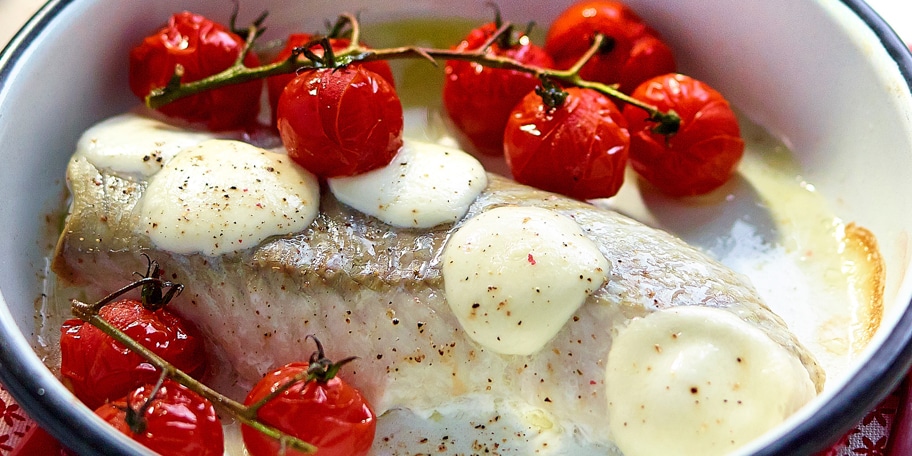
[605,306,816,456]
[75,112,228,176]
[328,139,487,228]
[441,206,610,355]
[138,139,320,256]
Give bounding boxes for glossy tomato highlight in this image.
[504,87,630,200]
[623,73,745,197]
[266,34,395,123]
[443,21,554,155]
[242,361,376,456]
[95,380,223,456]
[128,11,262,131]
[545,1,676,94]
[277,66,403,177]
[59,299,207,410]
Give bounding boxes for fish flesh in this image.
[52,139,824,453]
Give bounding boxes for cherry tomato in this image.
[442,21,554,155]
[622,73,745,197]
[267,34,395,123]
[504,86,630,200]
[95,380,223,456]
[544,1,676,94]
[242,361,376,456]
[129,11,262,131]
[59,299,207,410]
[277,65,403,177]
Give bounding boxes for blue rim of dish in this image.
[1,1,912,455]
[0,4,152,455]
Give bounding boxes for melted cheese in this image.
[605,305,816,456]
[75,112,227,176]
[441,206,610,355]
[138,139,319,256]
[327,139,487,228]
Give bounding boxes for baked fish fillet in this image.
[52,148,824,452]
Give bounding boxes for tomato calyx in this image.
[535,77,569,109]
[227,4,269,42]
[305,335,357,383]
[247,335,358,415]
[120,376,165,435]
[71,255,183,322]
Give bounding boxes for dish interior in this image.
[2,0,912,454]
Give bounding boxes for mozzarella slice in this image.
[76,112,227,176]
[442,206,610,355]
[605,305,816,456]
[139,139,319,256]
[328,139,487,228]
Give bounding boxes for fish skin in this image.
[52,153,824,444]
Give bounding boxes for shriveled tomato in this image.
[129,11,262,131]
[443,21,554,155]
[267,34,395,123]
[504,86,630,200]
[59,298,207,410]
[242,340,375,456]
[623,73,744,197]
[95,380,223,456]
[277,65,403,177]
[544,1,676,94]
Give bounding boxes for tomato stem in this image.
[143,12,682,135]
[70,267,320,454]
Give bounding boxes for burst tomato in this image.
[277,65,403,177]
[242,361,376,456]
[442,21,554,155]
[544,1,676,94]
[504,86,630,200]
[267,34,395,123]
[95,380,223,456]
[59,299,207,410]
[129,11,262,131]
[622,73,745,197]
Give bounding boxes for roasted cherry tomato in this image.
[59,298,207,410]
[504,86,630,200]
[277,65,403,177]
[129,11,262,131]
[622,73,745,197]
[443,21,554,155]
[267,34,395,123]
[544,1,676,94]
[242,340,375,456]
[95,380,223,456]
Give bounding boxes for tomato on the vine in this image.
[129,11,262,131]
[277,65,403,177]
[544,1,676,94]
[622,73,745,197]
[95,380,223,456]
[504,85,630,200]
[242,340,375,456]
[59,298,207,410]
[267,34,395,123]
[442,20,554,155]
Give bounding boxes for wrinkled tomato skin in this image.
[443,22,554,155]
[277,66,403,177]
[623,73,745,197]
[129,11,262,131]
[95,380,223,456]
[59,299,207,410]
[242,362,376,456]
[504,87,630,200]
[267,34,395,123]
[544,1,676,94]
